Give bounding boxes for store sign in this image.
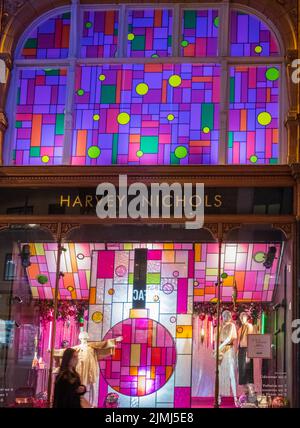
[0,186,293,216]
[247,334,272,359]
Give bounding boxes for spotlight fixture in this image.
[20,244,31,268]
[263,246,276,269]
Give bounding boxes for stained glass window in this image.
[26,241,280,303]
[9,5,283,166]
[127,9,173,57]
[228,66,279,164]
[13,69,67,166]
[25,243,105,299]
[181,10,219,57]
[72,64,220,165]
[230,10,280,57]
[21,12,70,59]
[80,10,119,58]
[193,243,281,302]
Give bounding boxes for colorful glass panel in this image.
[25,243,105,300]
[72,64,220,165]
[228,66,279,165]
[181,10,219,57]
[21,12,70,59]
[89,246,193,407]
[194,243,281,302]
[13,69,67,165]
[127,9,173,57]
[80,10,119,58]
[230,10,280,57]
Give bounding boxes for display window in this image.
[0,223,293,408]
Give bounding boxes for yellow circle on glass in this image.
[93,114,100,121]
[67,286,74,292]
[203,127,210,134]
[128,33,135,41]
[168,75,182,88]
[99,74,106,81]
[117,112,130,125]
[136,83,149,96]
[254,45,263,54]
[92,311,103,323]
[257,112,272,126]
[108,288,115,295]
[167,114,175,121]
[42,155,50,163]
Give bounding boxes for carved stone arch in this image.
[272,222,293,240]
[222,223,242,241]
[38,223,59,240]
[203,223,219,241]
[61,223,81,240]
[0,223,9,232]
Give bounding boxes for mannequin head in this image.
[240,312,248,325]
[79,331,89,345]
[222,310,232,323]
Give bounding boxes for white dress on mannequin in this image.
[218,318,238,403]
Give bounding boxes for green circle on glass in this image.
[77,89,84,96]
[88,146,101,159]
[181,40,189,47]
[85,22,92,29]
[266,67,280,81]
[214,17,220,28]
[221,273,228,279]
[253,252,266,263]
[174,146,188,159]
[250,155,258,163]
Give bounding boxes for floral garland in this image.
[35,300,88,325]
[193,302,272,324]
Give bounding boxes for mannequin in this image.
[54,332,122,407]
[237,312,254,386]
[216,310,238,406]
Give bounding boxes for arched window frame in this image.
[4,1,287,166]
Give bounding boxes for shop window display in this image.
[0,233,290,408]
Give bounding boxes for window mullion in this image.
[218,2,230,165]
[118,4,127,58]
[62,0,79,165]
[172,4,180,57]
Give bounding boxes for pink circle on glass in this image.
[100,318,176,397]
[173,271,179,277]
[162,283,174,295]
[115,265,127,277]
[170,316,176,323]
[77,253,85,260]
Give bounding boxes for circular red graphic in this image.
[100,318,176,396]
[115,265,127,277]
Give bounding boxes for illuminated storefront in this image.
[0,0,299,409]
